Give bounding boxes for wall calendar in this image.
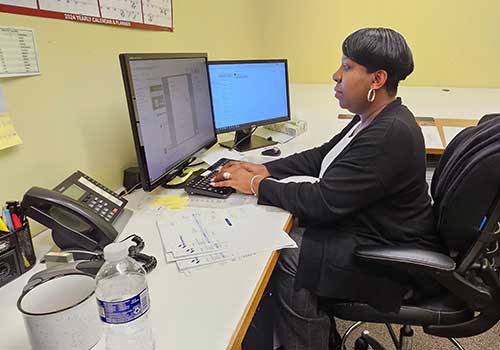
[0,0,173,31]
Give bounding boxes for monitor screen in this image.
[120,53,217,191]
[209,60,290,133]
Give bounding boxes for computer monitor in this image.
[208,59,291,152]
[120,53,217,191]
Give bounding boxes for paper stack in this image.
[156,207,296,274]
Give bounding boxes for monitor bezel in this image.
[208,59,291,134]
[120,53,218,192]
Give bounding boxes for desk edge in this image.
[227,214,294,350]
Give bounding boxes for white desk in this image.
[0,185,292,350]
[2,85,499,350]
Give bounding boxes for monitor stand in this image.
[219,128,277,152]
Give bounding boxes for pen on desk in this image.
[224,217,232,226]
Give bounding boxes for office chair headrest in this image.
[431,118,500,255]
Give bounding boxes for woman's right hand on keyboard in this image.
[213,161,270,182]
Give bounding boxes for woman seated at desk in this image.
[212,27,443,350]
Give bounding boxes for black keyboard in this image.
[184,158,236,199]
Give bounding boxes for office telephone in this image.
[20,171,127,253]
[21,175,156,271]
[53,171,127,224]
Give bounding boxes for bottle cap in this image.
[103,242,129,262]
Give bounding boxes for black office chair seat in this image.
[332,294,473,327]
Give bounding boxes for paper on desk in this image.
[443,126,465,145]
[175,250,258,272]
[157,208,245,259]
[174,251,259,276]
[0,112,22,150]
[187,193,257,209]
[199,148,244,166]
[156,207,296,272]
[420,125,444,149]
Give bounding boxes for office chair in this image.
[324,118,500,350]
[478,113,500,125]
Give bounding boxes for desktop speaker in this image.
[123,166,141,192]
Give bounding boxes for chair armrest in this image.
[354,245,456,273]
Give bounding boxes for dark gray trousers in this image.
[273,227,340,350]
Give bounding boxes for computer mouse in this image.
[261,147,281,157]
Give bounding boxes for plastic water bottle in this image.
[95,242,155,350]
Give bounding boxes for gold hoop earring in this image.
[367,88,376,102]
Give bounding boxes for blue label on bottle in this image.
[97,287,150,324]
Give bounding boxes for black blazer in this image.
[259,98,442,312]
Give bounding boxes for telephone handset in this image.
[21,186,118,253]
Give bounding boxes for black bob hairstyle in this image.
[342,28,414,95]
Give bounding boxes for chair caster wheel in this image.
[354,337,369,350]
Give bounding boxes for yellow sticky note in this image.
[0,112,22,150]
[151,195,189,209]
[167,165,206,186]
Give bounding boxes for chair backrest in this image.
[425,121,500,338]
[478,113,500,125]
[431,118,500,256]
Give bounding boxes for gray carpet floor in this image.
[336,319,500,350]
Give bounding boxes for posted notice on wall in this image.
[0,1,173,31]
[0,27,40,78]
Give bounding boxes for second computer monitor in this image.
[208,59,290,151]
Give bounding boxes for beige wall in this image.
[0,1,265,233]
[2,1,499,234]
[261,0,500,88]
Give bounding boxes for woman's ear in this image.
[371,70,388,90]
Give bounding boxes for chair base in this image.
[340,322,466,350]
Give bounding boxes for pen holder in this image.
[0,222,36,288]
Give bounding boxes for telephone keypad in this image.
[88,202,118,221]
[85,196,119,222]
[82,193,120,221]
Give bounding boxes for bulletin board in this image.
[0,1,173,31]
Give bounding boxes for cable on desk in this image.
[188,160,205,167]
[119,234,157,273]
[118,182,142,197]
